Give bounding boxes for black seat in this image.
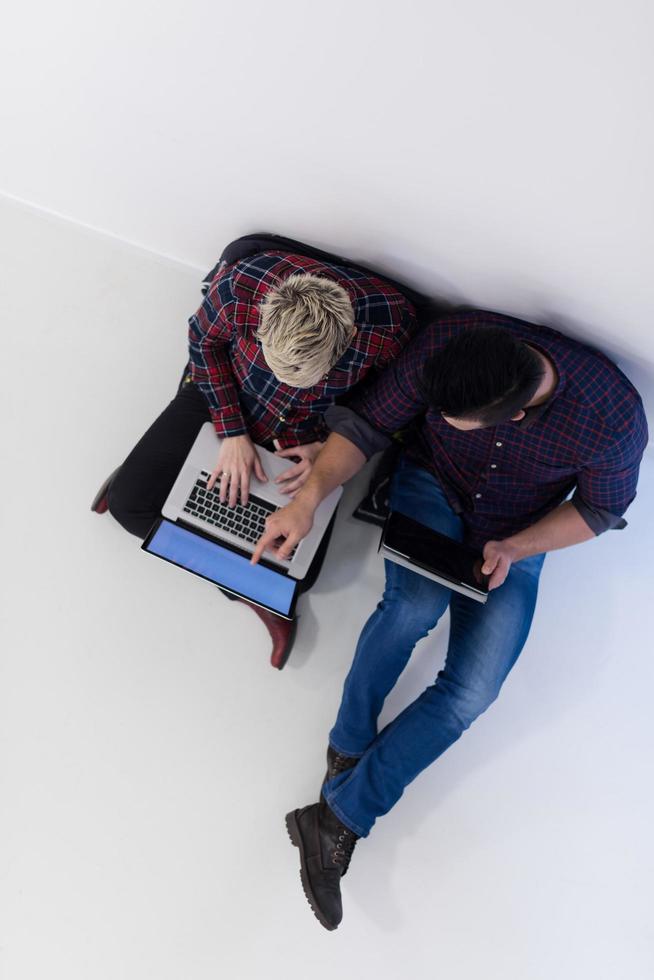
[202,232,444,326]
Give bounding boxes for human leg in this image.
[107,382,210,538]
[105,381,303,665]
[329,460,463,757]
[324,552,545,837]
[287,461,466,926]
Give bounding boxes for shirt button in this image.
[490,464,497,469]
[475,493,482,499]
[279,415,286,423]
[495,441,503,447]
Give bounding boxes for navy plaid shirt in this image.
[332,311,648,548]
[188,252,417,449]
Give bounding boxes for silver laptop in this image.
[161,422,341,580]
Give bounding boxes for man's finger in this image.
[482,558,497,575]
[207,469,220,492]
[275,462,305,484]
[488,558,508,590]
[274,446,301,459]
[276,531,300,561]
[279,475,307,495]
[251,525,279,565]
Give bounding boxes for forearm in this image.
[504,501,596,560]
[295,433,367,511]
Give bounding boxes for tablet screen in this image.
[383,512,489,595]
[143,520,297,616]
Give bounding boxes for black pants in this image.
[107,382,334,594]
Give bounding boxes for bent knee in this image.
[377,593,447,644]
[437,674,503,730]
[107,475,157,539]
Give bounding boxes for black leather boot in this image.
[90,467,121,513]
[285,798,359,931]
[320,748,359,876]
[231,596,298,669]
[322,745,359,792]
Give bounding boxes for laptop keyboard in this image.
[182,471,296,557]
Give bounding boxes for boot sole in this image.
[285,810,338,932]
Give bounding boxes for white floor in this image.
[1,196,653,980]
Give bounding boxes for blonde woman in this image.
[93,246,418,663]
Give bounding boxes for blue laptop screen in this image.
[145,520,296,616]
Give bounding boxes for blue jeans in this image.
[323,460,545,838]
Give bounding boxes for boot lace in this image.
[331,829,358,875]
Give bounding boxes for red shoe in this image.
[90,467,121,514]
[235,597,298,669]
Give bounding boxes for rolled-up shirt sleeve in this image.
[323,327,440,457]
[324,405,393,459]
[571,400,649,534]
[351,326,433,430]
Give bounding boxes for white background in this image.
[0,0,653,413]
[1,2,653,978]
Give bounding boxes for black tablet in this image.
[380,511,489,603]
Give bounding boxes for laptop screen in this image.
[143,519,297,617]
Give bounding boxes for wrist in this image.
[502,534,530,561]
[295,483,322,514]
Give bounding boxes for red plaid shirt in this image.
[188,251,417,448]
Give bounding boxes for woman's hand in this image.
[274,442,324,496]
[207,434,267,506]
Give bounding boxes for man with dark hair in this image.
[423,326,546,426]
[252,310,648,930]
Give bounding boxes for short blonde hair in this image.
[257,274,355,388]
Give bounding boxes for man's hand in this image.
[207,433,267,506]
[481,539,521,590]
[482,502,597,590]
[250,431,366,565]
[251,498,316,565]
[274,442,323,496]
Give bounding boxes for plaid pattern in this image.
[188,251,417,449]
[352,311,648,547]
